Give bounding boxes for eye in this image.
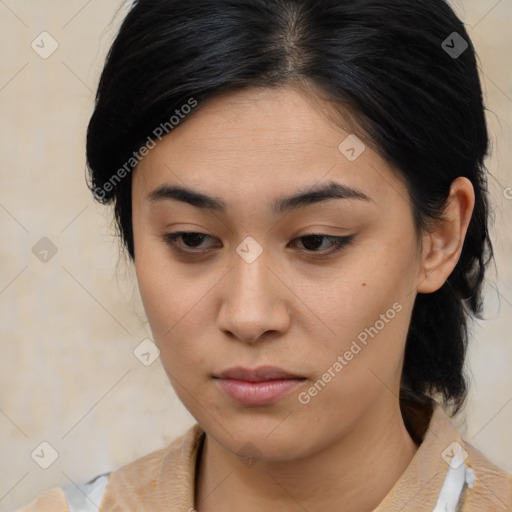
[161,231,355,256]
[162,232,218,253]
[290,233,355,254]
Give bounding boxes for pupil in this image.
[302,235,322,251]
[183,233,205,248]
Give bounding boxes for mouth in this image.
[213,366,306,406]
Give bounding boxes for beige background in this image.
[0,1,511,509]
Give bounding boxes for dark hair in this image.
[86,0,494,417]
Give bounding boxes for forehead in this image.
[132,85,408,212]
[162,86,360,158]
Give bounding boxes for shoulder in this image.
[12,474,109,512]
[11,487,69,512]
[405,397,512,511]
[460,439,512,510]
[13,424,204,512]
[12,445,173,512]
[103,423,202,487]
[98,423,204,509]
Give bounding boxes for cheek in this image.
[133,245,219,377]
[310,235,416,328]
[134,227,198,328]
[305,232,418,382]
[298,292,412,426]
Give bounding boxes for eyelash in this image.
[161,231,355,257]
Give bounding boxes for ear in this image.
[417,177,475,294]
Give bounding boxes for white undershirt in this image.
[432,444,476,511]
[61,474,109,512]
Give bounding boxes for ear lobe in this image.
[417,177,475,294]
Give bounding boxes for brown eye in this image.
[162,232,217,252]
[291,234,355,254]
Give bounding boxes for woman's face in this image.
[131,85,425,461]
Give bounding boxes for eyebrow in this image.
[147,180,371,215]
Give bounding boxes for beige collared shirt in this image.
[16,401,512,512]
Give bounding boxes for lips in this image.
[214,365,304,382]
[213,366,306,406]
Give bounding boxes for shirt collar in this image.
[374,401,465,511]
[101,399,464,511]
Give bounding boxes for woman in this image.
[17,0,512,511]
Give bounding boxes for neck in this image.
[194,395,423,512]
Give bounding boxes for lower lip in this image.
[215,378,305,406]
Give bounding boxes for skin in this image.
[131,84,475,512]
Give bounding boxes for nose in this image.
[216,246,291,343]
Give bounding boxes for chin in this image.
[202,413,322,462]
